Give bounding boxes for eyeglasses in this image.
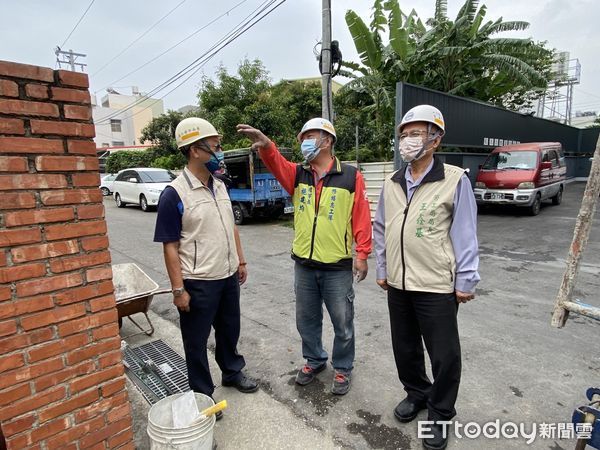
[398,130,431,141]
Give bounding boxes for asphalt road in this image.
[106,182,600,449]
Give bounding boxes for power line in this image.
[91,0,188,77]
[60,0,96,48]
[95,0,286,125]
[95,0,250,93]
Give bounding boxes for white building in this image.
[92,87,164,148]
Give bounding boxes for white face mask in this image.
[399,136,427,162]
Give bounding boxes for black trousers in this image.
[387,286,461,421]
[179,274,246,396]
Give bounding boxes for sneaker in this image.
[331,371,351,395]
[295,363,326,386]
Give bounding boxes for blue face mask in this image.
[205,150,224,174]
[301,139,321,162]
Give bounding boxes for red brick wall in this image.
[0,60,133,449]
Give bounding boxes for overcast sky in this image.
[2,0,598,116]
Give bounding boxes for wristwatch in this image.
[172,287,185,296]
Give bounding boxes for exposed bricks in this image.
[91,323,119,341]
[86,266,112,282]
[28,333,89,362]
[46,415,104,449]
[57,70,89,89]
[66,336,120,365]
[0,262,46,283]
[67,139,97,155]
[50,87,91,104]
[0,79,18,97]
[34,360,94,392]
[58,309,117,337]
[0,173,67,190]
[45,220,106,240]
[64,104,91,121]
[41,188,103,206]
[0,295,54,320]
[0,118,25,135]
[0,136,63,154]
[0,328,53,354]
[0,61,54,82]
[77,204,104,220]
[100,377,126,398]
[54,280,113,306]
[0,60,132,449]
[0,192,36,210]
[38,388,98,423]
[4,207,74,227]
[0,353,25,373]
[89,294,116,313]
[0,99,59,117]
[30,120,95,138]
[16,272,83,297]
[72,173,101,188]
[0,156,27,172]
[35,155,98,172]
[0,383,31,406]
[0,357,63,389]
[70,365,123,394]
[25,83,49,100]
[11,239,79,263]
[0,320,17,337]
[0,227,41,247]
[50,250,111,273]
[0,385,65,422]
[1,413,35,437]
[20,303,87,331]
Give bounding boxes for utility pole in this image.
[355,124,359,162]
[321,0,333,121]
[54,47,87,72]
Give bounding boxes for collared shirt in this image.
[373,160,480,293]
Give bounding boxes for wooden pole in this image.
[551,135,600,327]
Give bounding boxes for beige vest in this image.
[383,163,464,293]
[170,167,239,280]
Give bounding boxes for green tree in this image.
[140,109,186,157]
[341,0,556,160]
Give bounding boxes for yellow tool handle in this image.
[200,400,228,418]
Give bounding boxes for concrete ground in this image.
[106,182,600,450]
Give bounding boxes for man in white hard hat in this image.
[237,118,372,395]
[373,105,480,449]
[154,117,258,416]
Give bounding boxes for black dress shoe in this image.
[222,373,259,393]
[393,397,427,423]
[423,423,449,450]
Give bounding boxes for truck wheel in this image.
[232,204,245,225]
[551,186,563,205]
[528,194,542,216]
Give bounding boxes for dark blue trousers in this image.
[180,274,246,396]
[387,287,461,421]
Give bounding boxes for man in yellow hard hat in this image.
[154,117,258,417]
[237,118,372,395]
[374,105,480,450]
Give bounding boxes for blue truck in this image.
[224,147,294,225]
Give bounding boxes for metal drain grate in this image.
[123,339,190,404]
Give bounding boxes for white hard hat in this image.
[175,117,222,149]
[297,117,337,142]
[399,105,445,134]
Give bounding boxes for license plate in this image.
[284,206,294,214]
[490,193,504,200]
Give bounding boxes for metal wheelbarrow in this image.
[113,263,171,339]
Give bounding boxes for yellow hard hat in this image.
[175,117,222,148]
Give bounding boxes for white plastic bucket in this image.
[147,393,216,450]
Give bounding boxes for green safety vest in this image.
[291,158,357,269]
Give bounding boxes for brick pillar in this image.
[0,60,133,449]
